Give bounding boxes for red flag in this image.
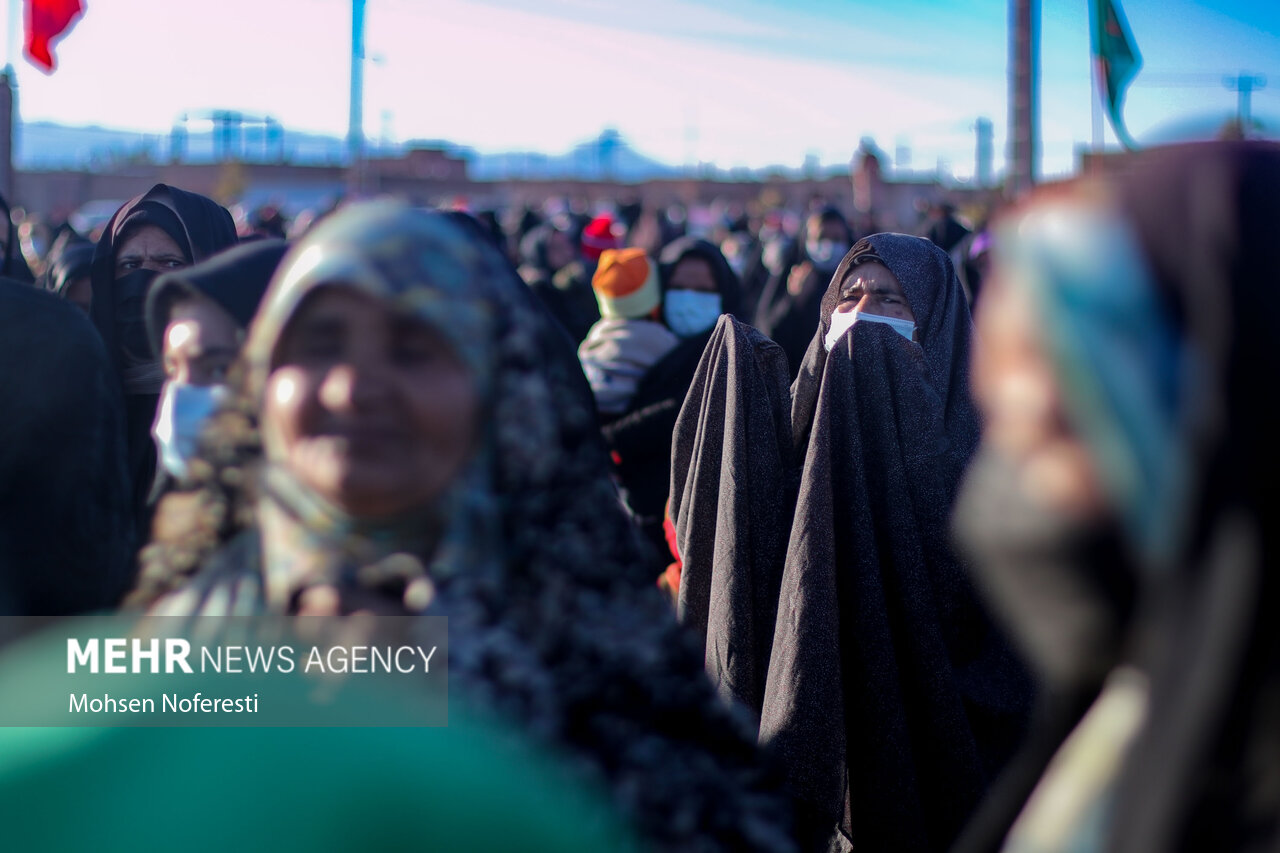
[24,0,85,73]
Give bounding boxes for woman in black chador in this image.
[675,233,1032,852]
[0,279,134,614]
[89,184,237,538]
[600,236,745,569]
[753,207,854,378]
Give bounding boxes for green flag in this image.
[1090,0,1143,149]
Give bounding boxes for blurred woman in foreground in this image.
[136,200,798,852]
[954,142,1280,852]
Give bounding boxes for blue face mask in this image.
[824,310,917,351]
[806,238,850,273]
[664,290,723,338]
[152,382,229,480]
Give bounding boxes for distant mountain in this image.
[464,129,681,181]
[14,121,857,183]
[17,122,163,168]
[14,121,697,182]
[16,120,350,169]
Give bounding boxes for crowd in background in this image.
[0,140,1277,853]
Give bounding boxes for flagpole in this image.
[347,0,366,199]
[1088,0,1102,153]
[1091,67,1103,151]
[7,0,18,69]
[1090,0,1103,155]
[1,0,15,201]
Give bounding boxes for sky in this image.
[7,0,1279,180]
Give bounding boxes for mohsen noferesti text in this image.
[68,693,260,714]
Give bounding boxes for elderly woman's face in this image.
[834,262,914,322]
[262,286,480,518]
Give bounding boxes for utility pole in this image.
[0,66,13,202]
[1224,73,1266,134]
[1007,0,1038,199]
[347,0,366,198]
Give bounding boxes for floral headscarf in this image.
[155,200,798,851]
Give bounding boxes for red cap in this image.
[581,214,621,261]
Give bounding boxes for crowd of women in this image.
[0,139,1277,852]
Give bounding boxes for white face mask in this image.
[664,290,723,338]
[824,310,917,352]
[152,382,229,480]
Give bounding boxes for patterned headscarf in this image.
[199,201,799,850]
[242,201,506,599]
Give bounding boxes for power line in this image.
[1133,71,1276,89]
[1224,73,1267,129]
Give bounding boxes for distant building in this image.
[14,144,471,219]
[850,140,1000,234]
[15,130,1002,233]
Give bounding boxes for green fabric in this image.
[1090,0,1143,150]
[0,619,640,853]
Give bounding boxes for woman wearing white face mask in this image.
[676,232,1033,851]
[145,239,288,486]
[771,234,1033,850]
[822,254,918,351]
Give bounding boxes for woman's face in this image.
[971,269,1104,517]
[667,257,717,293]
[262,286,481,519]
[163,295,241,386]
[115,225,187,278]
[833,261,914,322]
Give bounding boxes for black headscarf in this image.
[792,233,980,464]
[517,220,600,345]
[658,235,746,322]
[757,234,1030,851]
[0,192,35,284]
[669,315,797,722]
[40,241,95,300]
[87,184,237,541]
[0,279,134,614]
[517,221,566,276]
[599,238,744,565]
[145,238,288,357]
[753,209,852,377]
[90,183,238,382]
